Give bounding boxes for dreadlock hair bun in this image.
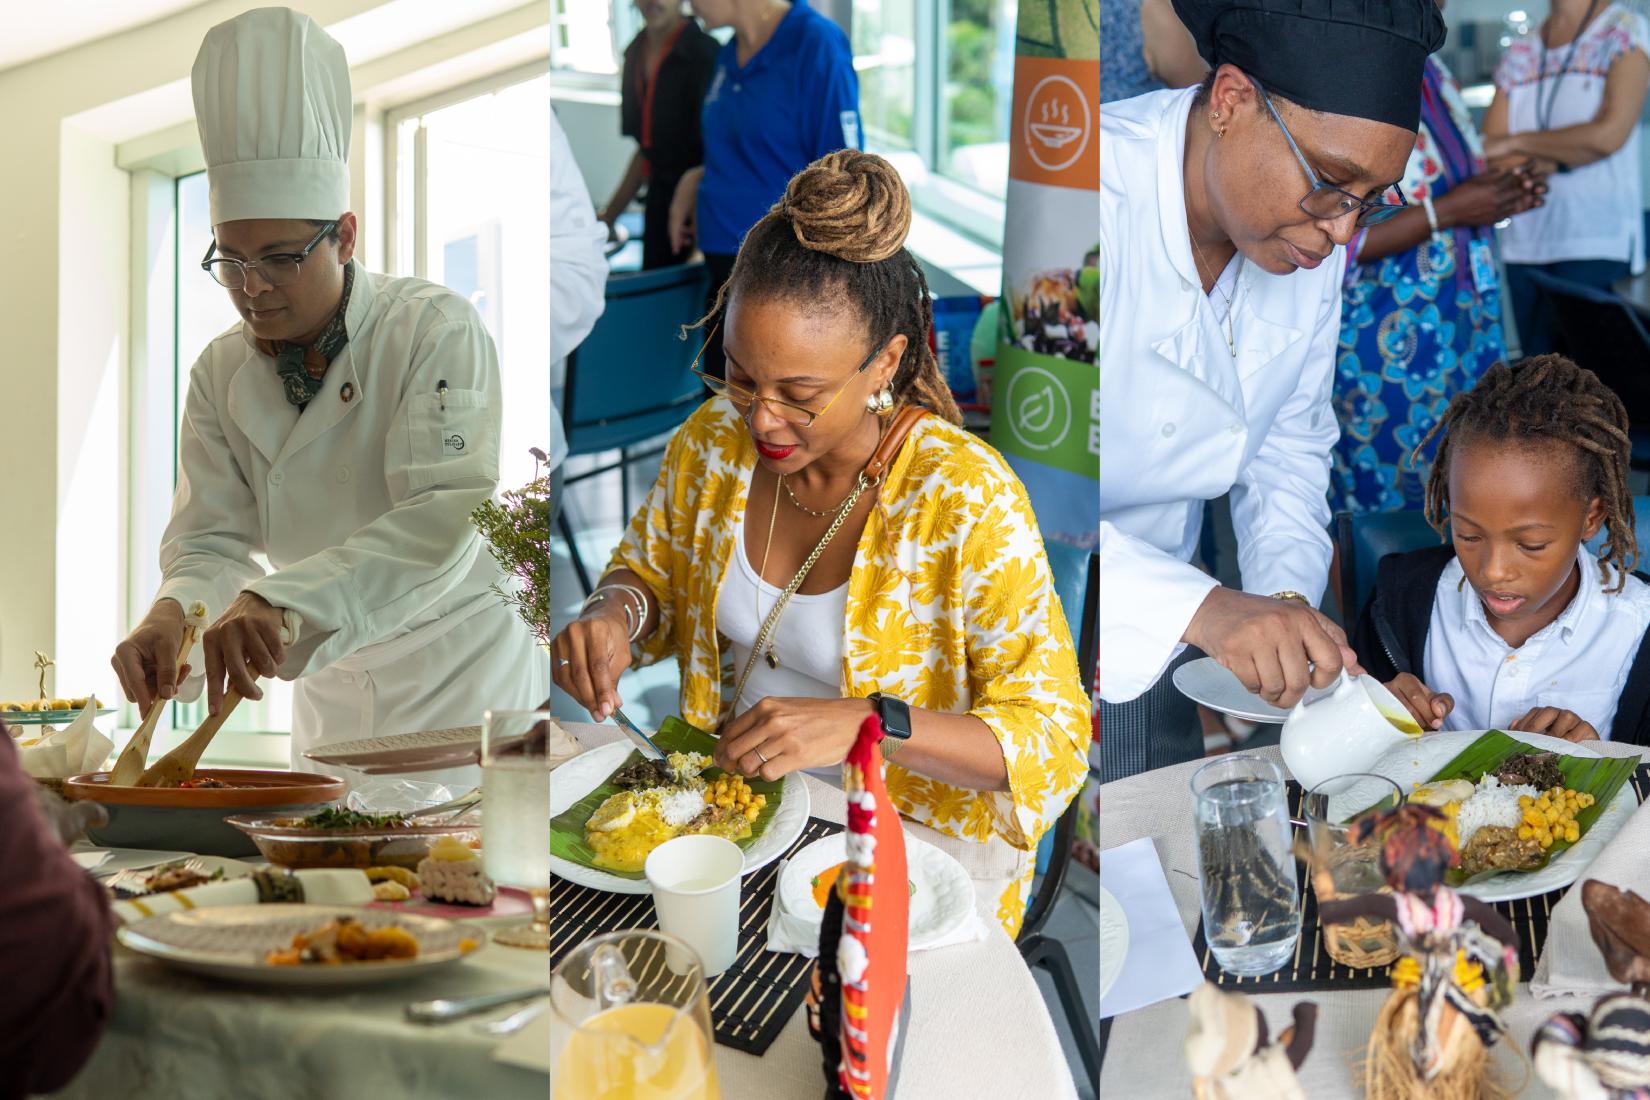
[779,150,912,264]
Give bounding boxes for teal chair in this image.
[1585,495,1650,565]
[557,262,711,593]
[1333,509,1442,624]
[1022,541,1099,1088]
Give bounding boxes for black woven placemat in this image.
[1190,763,1650,992]
[550,816,841,1055]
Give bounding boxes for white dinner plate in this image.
[776,833,974,949]
[1099,887,1129,1001]
[1360,729,1625,902]
[1172,657,1338,723]
[549,740,810,895]
[117,904,479,987]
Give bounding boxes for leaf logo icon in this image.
[1019,384,1057,434]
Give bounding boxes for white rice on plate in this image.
[1455,775,1540,849]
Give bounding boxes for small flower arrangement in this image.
[470,449,551,647]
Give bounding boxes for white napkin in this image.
[1099,836,1205,1020]
[548,719,581,769]
[18,701,113,779]
[1531,793,1650,999]
[113,869,373,924]
[763,857,989,957]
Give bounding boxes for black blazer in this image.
[1352,544,1650,746]
[620,20,721,183]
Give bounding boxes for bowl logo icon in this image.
[1024,75,1092,174]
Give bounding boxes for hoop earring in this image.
[866,389,894,416]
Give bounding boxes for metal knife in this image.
[609,707,666,761]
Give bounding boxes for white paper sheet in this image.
[1098,836,1205,1020]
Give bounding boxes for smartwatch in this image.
[868,692,912,760]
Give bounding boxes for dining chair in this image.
[1584,494,1650,564]
[1332,509,1443,626]
[1020,541,1100,1088]
[557,262,712,594]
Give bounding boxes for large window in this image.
[938,0,1017,199]
[854,0,917,150]
[391,72,552,494]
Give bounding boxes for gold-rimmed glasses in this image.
[690,324,890,427]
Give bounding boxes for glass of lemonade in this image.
[551,930,720,1100]
[482,708,551,949]
[1191,754,1302,976]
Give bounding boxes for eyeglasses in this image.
[691,325,890,427]
[201,221,338,289]
[1248,76,1408,228]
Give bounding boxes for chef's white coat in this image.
[155,260,547,784]
[1100,88,1344,704]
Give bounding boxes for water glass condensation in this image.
[483,708,551,949]
[1191,755,1301,976]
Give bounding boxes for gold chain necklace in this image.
[780,473,854,518]
[1190,232,1238,358]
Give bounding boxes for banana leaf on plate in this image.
[548,716,783,880]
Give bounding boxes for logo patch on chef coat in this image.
[444,433,467,455]
[340,381,355,403]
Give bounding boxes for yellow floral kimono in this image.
[608,401,1091,935]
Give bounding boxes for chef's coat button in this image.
[1161,423,1176,438]
[269,470,284,486]
[336,467,350,484]
[1229,423,1244,435]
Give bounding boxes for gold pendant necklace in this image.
[1190,232,1238,358]
[781,473,854,518]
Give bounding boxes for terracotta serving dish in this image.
[63,770,347,857]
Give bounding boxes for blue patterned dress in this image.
[1331,58,1508,514]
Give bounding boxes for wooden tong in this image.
[137,610,301,789]
[108,601,209,786]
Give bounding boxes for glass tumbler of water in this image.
[483,708,551,950]
[1191,754,1301,976]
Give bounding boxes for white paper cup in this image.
[644,834,743,977]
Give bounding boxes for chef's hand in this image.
[1436,170,1543,227]
[1386,673,1453,731]
[551,606,633,721]
[1509,707,1599,743]
[715,697,874,782]
[202,592,288,715]
[668,168,702,254]
[112,598,188,714]
[1184,587,1362,710]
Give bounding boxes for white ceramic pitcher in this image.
[1279,671,1424,791]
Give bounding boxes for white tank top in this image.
[715,500,849,785]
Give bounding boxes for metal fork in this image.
[101,857,213,900]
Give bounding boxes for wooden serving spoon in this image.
[108,601,209,787]
[136,611,301,789]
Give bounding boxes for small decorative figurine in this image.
[1531,881,1650,1099]
[1184,982,1318,1100]
[1314,804,1522,1100]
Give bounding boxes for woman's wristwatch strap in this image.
[868,692,912,761]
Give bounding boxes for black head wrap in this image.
[1171,0,1447,131]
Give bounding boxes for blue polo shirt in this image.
[697,0,861,256]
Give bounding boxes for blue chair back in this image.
[1334,510,1443,623]
[1044,541,1098,695]
[563,263,711,456]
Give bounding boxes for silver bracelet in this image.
[1423,196,1441,237]
[582,583,650,643]
[580,589,636,638]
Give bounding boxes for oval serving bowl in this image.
[64,770,347,857]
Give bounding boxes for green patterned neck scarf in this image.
[262,263,355,408]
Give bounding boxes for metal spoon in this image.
[476,999,548,1037]
[405,987,547,1025]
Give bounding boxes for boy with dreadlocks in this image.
[1353,355,1650,743]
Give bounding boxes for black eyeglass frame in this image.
[200,220,339,289]
[1246,75,1409,228]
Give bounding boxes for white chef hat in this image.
[191,7,351,226]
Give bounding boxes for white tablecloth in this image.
[558,721,1078,1100]
[1099,743,1642,1098]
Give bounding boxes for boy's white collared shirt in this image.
[1424,550,1650,739]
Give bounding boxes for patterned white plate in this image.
[1363,730,1625,903]
[776,832,974,949]
[1099,887,1129,1002]
[1172,658,1339,723]
[116,904,480,987]
[549,740,810,895]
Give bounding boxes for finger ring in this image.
[556,658,571,669]
[755,749,768,765]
